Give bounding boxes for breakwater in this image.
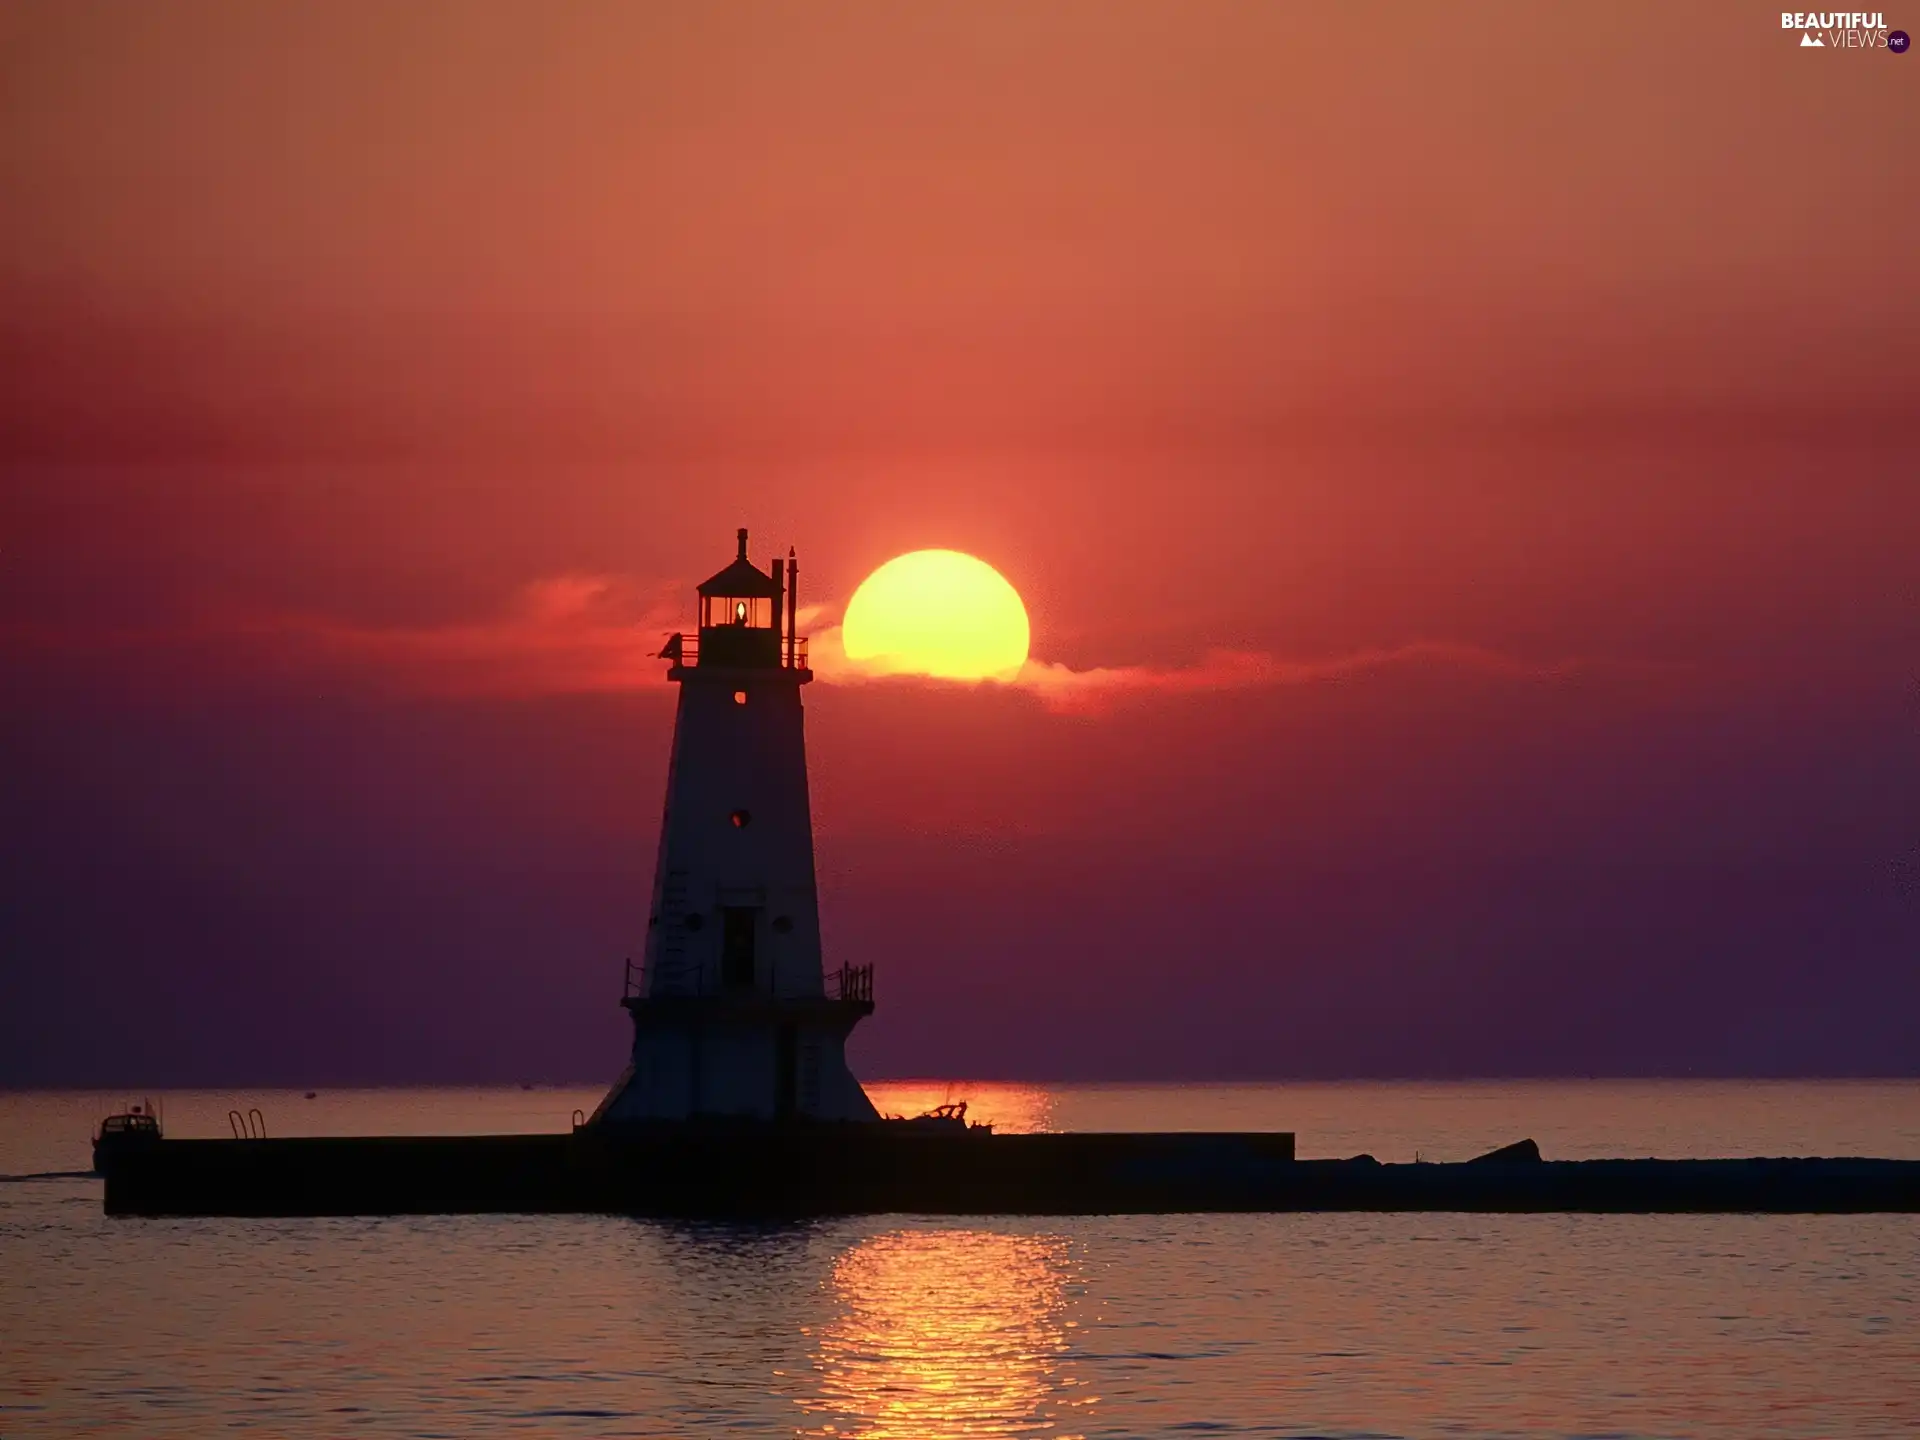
[98,1127,1920,1216]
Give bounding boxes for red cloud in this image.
[48,576,1635,707]
[241,575,681,697]
[808,618,1611,713]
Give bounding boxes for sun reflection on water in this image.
[796,1228,1093,1439]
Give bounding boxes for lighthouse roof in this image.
[696,556,780,598]
[697,529,781,598]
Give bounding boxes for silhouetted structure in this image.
[592,529,878,1125]
[87,531,1920,1219]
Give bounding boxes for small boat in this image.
[92,1105,162,1176]
[898,1100,990,1134]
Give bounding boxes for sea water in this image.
[4,1081,1917,1438]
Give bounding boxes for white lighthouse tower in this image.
[592,530,880,1125]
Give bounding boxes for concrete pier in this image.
[99,1129,1920,1217]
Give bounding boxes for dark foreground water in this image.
[4,1081,1918,1438]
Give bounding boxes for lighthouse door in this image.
[721,906,756,989]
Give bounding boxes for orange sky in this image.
[2,2,1915,1083]
[4,2,1913,450]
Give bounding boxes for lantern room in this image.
[684,528,804,671]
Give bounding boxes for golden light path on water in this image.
[795,1228,1094,1439]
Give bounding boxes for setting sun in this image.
[841,550,1031,681]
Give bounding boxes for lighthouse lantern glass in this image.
[701,594,773,629]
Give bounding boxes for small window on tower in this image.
[733,690,747,705]
[730,809,752,828]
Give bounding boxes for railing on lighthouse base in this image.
[619,956,875,1008]
[827,963,874,1005]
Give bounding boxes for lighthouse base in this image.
[590,995,880,1126]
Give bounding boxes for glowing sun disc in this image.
[842,550,1030,681]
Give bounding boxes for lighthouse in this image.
[592,529,880,1125]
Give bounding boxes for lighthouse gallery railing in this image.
[622,956,874,1005]
[658,633,808,669]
